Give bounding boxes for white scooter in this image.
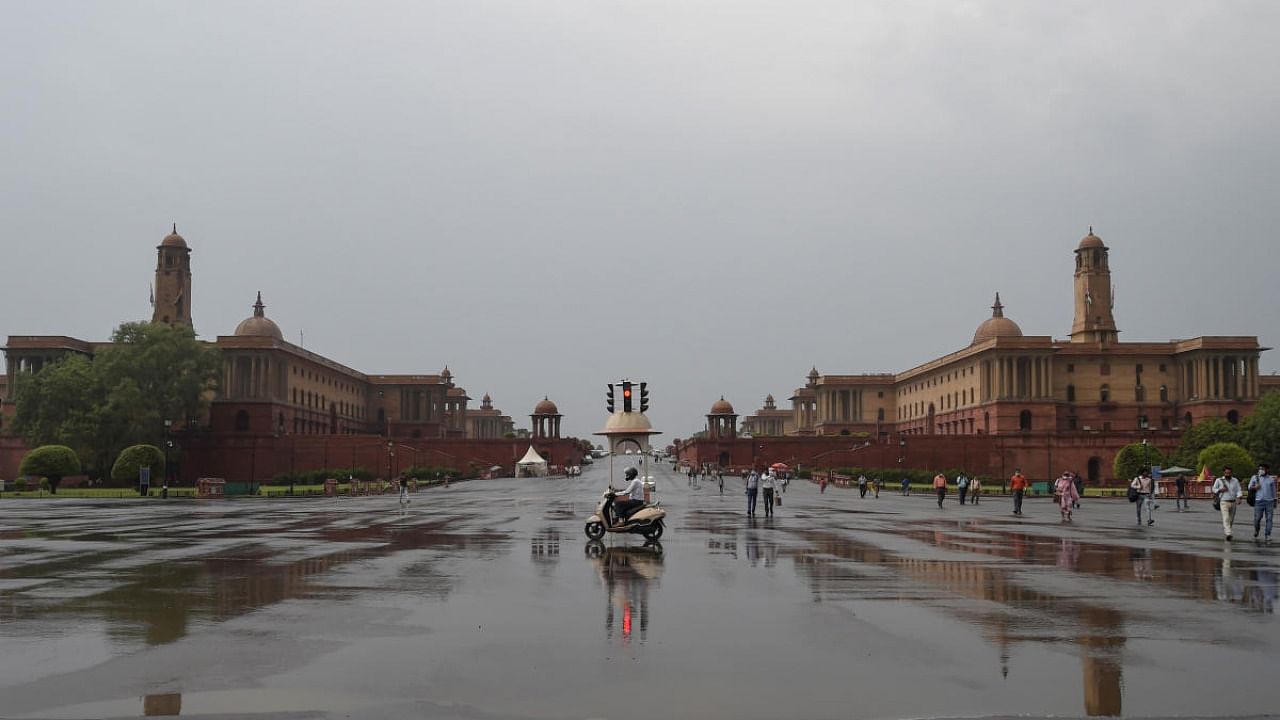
[585,489,666,541]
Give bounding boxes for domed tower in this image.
[234,292,284,339]
[1070,228,1118,344]
[972,293,1024,344]
[152,224,193,327]
[707,396,737,440]
[531,396,561,438]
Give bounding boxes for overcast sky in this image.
[4,1,1278,441]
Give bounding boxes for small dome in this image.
[482,393,491,402]
[710,396,735,415]
[234,292,283,340]
[534,396,559,415]
[440,366,452,379]
[972,292,1023,344]
[161,223,188,249]
[1078,227,1105,250]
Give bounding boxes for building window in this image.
[1102,421,1112,431]
[1019,410,1032,431]
[877,391,883,398]
[1068,417,1078,430]
[877,408,885,421]
[1101,363,1111,376]
[1159,385,1168,403]
[1161,417,1170,429]
[1100,385,1111,402]
[1135,385,1146,402]
[1159,364,1167,372]
[1136,364,1143,374]
[1067,363,1075,373]
[1138,415,1149,429]
[1227,410,1240,425]
[235,410,250,432]
[1067,385,1076,402]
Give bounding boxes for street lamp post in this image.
[387,440,395,481]
[163,419,172,485]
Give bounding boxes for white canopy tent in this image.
[515,445,548,478]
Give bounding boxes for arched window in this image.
[1159,385,1168,403]
[1135,385,1146,402]
[1019,410,1032,431]
[877,408,885,422]
[1067,385,1076,402]
[235,410,250,432]
[1184,412,1193,428]
[1100,384,1111,403]
[1087,457,1101,483]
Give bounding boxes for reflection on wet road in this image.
[1,462,1277,719]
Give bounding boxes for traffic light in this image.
[639,382,649,412]
[622,381,633,412]
[606,384,615,413]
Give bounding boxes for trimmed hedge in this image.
[111,444,165,485]
[19,445,82,494]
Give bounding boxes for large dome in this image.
[234,292,283,340]
[534,397,559,415]
[160,224,188,249]
[972,293,1023,344]
[709,396,735,415]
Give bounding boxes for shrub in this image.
[1198,442,1255,479]
[19,445,82,494]
[111,444,165,485]
[1112,443,1165,483]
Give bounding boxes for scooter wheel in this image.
[642,520,664,541]
[585,521,605,540]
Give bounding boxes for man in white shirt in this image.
[762,470,777,517]
[1212,466,1244,541]
[614,467,646,522]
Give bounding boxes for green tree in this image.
[12,321,220,479]
[1174,418,1243,467]
[1113,443,1165,483]
[1198,442,1255,479]
[19,445,82,494]
[1243,391,1280,469]
[111,444,166,485]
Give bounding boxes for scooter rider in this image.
[612,467,646,523]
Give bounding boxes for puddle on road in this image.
[0,508,511,656]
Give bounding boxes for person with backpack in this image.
[933,472,947,508]
[956,473,970,505]
[1248,463,1275,543]
[1174,473,1190,511]
[858,474,869,498]
[969,476,982,504]
[1131,470,1156,526]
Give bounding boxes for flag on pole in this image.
[1198,464,1212,483]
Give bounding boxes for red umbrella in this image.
[770,462,790,472]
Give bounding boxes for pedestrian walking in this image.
[398,473,410,505]
[1131,470,1156,526]
[873,476,882,498]
[1010,469,1028,516]
[1072,471,1084,509]
[1249,464,1275,543]
[956,473,969,505]
[1174,473,1189,511]
[901,477,910,496]
[718,471,724,494]
[820,474,828,494]
[970,476,981,504]
[762,470,777,517]
[1055,471,1079,522]
[933,472,947,508]
[1213,467,1243,541]
[858,474,869,498]
[745,469,760,516]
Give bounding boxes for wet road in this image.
[1,462,1278,719]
